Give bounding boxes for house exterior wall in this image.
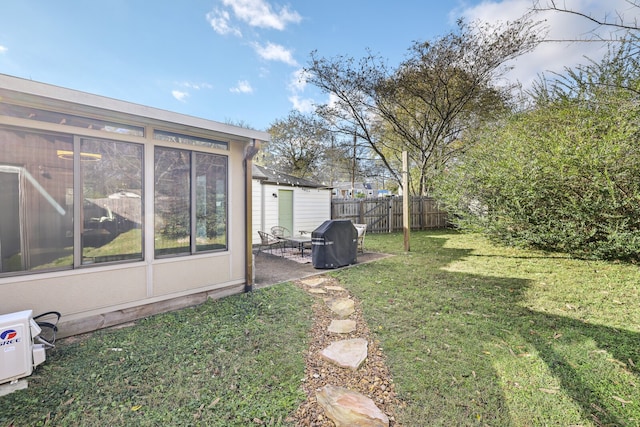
[252,178,264,244]
[252,181,331,244]
[0,74,268,337]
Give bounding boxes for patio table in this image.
[284,236,312,257]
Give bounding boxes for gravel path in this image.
[289,275,405,426]
[254,250,403,425]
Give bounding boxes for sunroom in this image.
[0,74,267,337]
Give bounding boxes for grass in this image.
[0,285,313,427]
[2,230,639,426]
[332,230,640,426]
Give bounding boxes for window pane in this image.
[0,103,144,136]
[81,138,143,264]
[0,128,74,274]
[195,153,227,252]
[155,147,191,256]
[153,129,228,150]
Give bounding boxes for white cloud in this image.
[288,95,315,113]
[459,0,640,89]
[0,45,7,54]
[252,41,298,66]
[206,8,242,37]
[180,81,213,90]
[171,81,212,102]
[172,90,189,102]
[287,69,315,112]
[221,0,301,30]
[230,80,254,93]
[288,68,309,93]
[258,66,270,78]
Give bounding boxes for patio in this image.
[252,249,388,289]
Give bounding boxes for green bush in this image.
[436,40,640,261]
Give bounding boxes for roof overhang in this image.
[0,73,270,144]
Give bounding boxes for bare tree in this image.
[305,17,543,195]
[532,1,640,35]
[262,111,330,179]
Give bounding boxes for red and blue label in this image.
[0,329,20,346]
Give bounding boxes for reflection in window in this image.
[0,103,144,136]
[155,148,191,256]
[0,129,74,273]
[195,153,227,251]
[154,147,228,257]
[81,139,143,264]
[153,129,228,150]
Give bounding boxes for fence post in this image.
[402,151,410,251]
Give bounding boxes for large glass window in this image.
[81,138,143,264]
[0,129,74,273]
[0,128,145,276]
[154,148,191,256]
[0,123,228,275]
[154,147,227,257]
[195,153,227,251]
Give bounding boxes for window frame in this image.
[0,103,234,277]
[153,146,229,259]
[76,136,145,267]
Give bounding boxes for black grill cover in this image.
[311,220,358,269]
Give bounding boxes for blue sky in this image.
[1,1,637,131]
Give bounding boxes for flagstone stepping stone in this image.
[326,297,355,318]
[308,288,327,294]
[321,338,368,370]
[316,384,389,427]
[328,319,356,334]
[300,277,327,287]
[325,285,346,292]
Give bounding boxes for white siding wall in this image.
[251,178,263,245]
[252,182,331,244]
[262,184,281,239]
[294,188,331,234]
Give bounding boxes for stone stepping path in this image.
[317,384,389,427]
[300,277,328,287]
[328,319,356,334]
[297,276,392,426]
[327,297,355,318]
[321,338,368,370]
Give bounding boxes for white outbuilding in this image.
[252,164,331,244]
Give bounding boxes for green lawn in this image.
[333,230,640,426]
[1,230,639,426]
[0,286,313,427]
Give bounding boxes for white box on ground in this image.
[0,310,46,385]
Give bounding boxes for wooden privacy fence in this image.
[331,196,448,233]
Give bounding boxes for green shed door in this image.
[278,189,293,234]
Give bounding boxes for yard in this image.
[2,230,639,426]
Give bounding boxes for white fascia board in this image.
[0,73,270,142]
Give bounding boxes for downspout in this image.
[244,138,261,292]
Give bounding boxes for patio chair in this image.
[270,225,291,239]
[354,223,367,253]
[257,230,283,255]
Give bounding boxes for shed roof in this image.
[252,164,328,189]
